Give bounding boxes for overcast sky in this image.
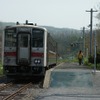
[0,0,100,29]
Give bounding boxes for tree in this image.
[96,2,100,52]
[96,2,100,28]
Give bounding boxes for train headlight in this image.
[37,59,41,64]
[34,59,38,64]
[34,59,41,64]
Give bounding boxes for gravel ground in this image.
[21,88,47,100]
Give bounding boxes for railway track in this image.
[0,82,33,100]
[0,82,13,91]
[0,75,45,100]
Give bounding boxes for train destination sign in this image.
[18,28,31,32]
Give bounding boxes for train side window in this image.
[5,31,16,47]
[32,29,44,47]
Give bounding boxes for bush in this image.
[88,55,94,63]
[97,53,100,63]
[96,64,100,70]
[0,62,3,75]
[88,53,100,64]
[84,59,88,65]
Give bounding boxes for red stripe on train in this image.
[4,52,44,57]
[4,52,16,56]
[31,52,44,57]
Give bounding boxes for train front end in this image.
[3,25,47,78]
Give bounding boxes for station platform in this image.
[38,62,100,100]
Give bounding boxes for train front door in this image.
[17,33,31,65]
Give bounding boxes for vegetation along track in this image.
[0,82,33,100]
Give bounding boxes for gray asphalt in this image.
[35,62,100,100]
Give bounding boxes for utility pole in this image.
[94,30,97,73]
[86,8,98,56]
[83,27,85,56]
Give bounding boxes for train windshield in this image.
[32,29,44,47]
[18,34,29,47]
[5,28,16,47]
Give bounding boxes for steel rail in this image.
[3,82,32,100]
[0,83,13,91]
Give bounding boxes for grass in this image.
[64,57,100,70]
[84,58,100,70]
[57,56,79,64]
[96,64,100,70]
[0,62,3,75]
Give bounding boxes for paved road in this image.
[35,62,100,100]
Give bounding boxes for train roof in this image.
[5,24,47,31]
[5,20,47,31]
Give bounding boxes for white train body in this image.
[3,23,57,78]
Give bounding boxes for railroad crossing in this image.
[37,62,100,100]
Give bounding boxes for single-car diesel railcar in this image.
[2,21,57,78]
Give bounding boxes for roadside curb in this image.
[43,63,64,88]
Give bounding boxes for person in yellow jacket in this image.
[77,50,83,65]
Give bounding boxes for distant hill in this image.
[0,21,15,29]
[43,26,81,57]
